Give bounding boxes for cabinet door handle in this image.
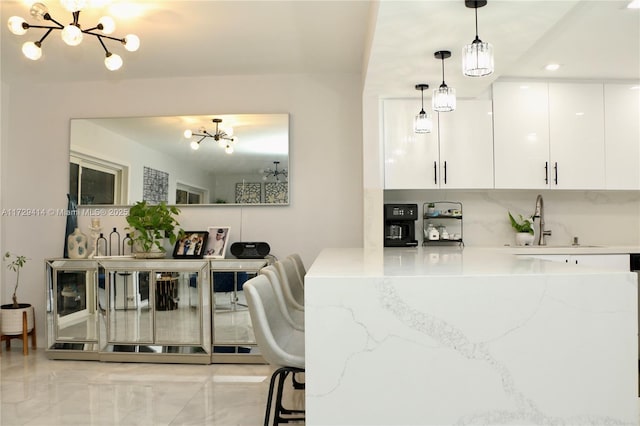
[433,161,437,184]
[544,162,549,185]
[444,161,447,185]
[554,162,558,185]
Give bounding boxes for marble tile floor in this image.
[1,348,305,425]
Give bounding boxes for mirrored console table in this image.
[45,258,268,364]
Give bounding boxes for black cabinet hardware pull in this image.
[554,162,558,185]
[433,161,437,184]
[544,162,548,185]
[444,161,447,184]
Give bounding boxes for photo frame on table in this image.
[172,231,209,259]
[204,226,231,259]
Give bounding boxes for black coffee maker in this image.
[384,203,418,247]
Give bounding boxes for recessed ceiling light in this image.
[630,86,640,90]
[627,0,640,9]
[544,63,561,71]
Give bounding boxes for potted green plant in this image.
[125,201,184,258]
[508,212,535,246]
[1,252,34,335]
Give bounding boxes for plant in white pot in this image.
[126,201,184,258]
[508,212,535,246]
[1,251,34,335]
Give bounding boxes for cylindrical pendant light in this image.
[462,0,494,77]
[414,84,433,133]
[433,50,456,112]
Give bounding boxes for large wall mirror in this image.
[70,114,289,206]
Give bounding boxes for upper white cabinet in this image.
[438,100,494,189]
[548,83,605,190]
[494,82,606,190]
[383,99,439,189]
[604,84,640,190]
[383,98,493,189]
[493,82,550,189]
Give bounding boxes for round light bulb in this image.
[8,17,27,35]
[98,16,115,34]
[225,145,234,154]
[104,53,122,71]
[61,25,83,46]
[183,129,193,139]
[123,34,140,52]
[190,141,200,150]
[29,3,49,21]
[60,0,87,12]
[22,41,42,60]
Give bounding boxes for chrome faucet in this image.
[533,194,552,245]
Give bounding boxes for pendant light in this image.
[462,0,494,77]
[414,84,433,133]
[433,50,456,112]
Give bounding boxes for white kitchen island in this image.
[305,247,638,426]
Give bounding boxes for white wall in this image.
[0,73,364,345]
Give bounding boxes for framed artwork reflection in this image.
[204,226,231,259]
[173,231,209,259]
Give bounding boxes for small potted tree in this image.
[126,201,184,258]
[508,212,535,246]
[1,252,34,336]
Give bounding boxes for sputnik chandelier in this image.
[262,161,288,182]
[7,0,140,71]
[184,118,237,154]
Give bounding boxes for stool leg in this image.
[22,311,28,356]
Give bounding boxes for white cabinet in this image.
[493,82,550,189]
[383,99,439,189]
[384,99,493,189]
[548,83,605,189]
[604,83,640,190]
[494,82,606,190]
[438,100,493,188]
[521,254,629,271]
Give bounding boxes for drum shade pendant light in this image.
[184,118,237,154]
[7,1,139,71]
[462,0,494,77]
[433,51,456,112]
[414,84,433,133]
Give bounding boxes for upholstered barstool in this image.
[244,275,305,425]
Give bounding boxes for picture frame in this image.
[204,226,231,259]
[172,231,209,259]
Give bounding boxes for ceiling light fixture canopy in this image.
[462,0,494,77]
[414,84,433,133]
[433,50,456,112]
[7,1,139,71]
[262,161,288,182]
[184,118,237,154]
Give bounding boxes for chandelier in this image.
[7,1,140,71]
[184,118,236,154]
[262,161,288,182]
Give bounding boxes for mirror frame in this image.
[70,114,290,206]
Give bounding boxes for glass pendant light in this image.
[462,0,494,77]
[433,50,456,112]
[414,84,433,133]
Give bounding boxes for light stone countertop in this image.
[306,246,638,278]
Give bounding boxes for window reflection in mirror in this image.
[69,114,289,206]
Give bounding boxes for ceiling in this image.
[1,0,638,99]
